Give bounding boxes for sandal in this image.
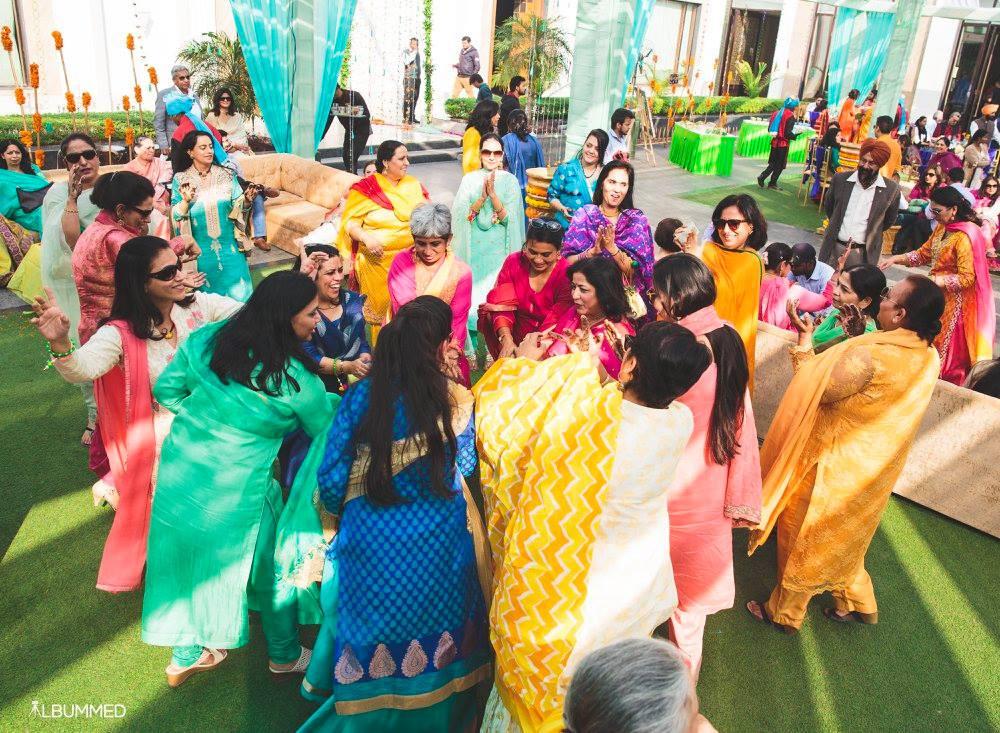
[746,600,797,635]
[165,647,227,688]
[269,646,312,675]
[823,607,878,625]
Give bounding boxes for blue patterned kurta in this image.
[547,158,597,229]
[300,380,490,728]
[302,289,370,393]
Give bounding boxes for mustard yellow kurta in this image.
[749,329,940,628]
[701,241,763,387]
[337,173,426,333]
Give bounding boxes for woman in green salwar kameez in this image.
[450,133,526,336]
[141,271,333,688]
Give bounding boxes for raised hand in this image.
[179,270,206,290]
[786,299,814,336]
[836,303,867,337]
[68,165,86,201]
[31,288,71,344]
[179,182,196,203]
[180,237,201,263]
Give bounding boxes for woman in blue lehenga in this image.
[547,129,609,229]
[299,295,491,733]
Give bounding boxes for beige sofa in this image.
[240,153,357,255]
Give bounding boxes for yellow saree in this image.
[749,329,939,623]
[337,172,427,331]
[474,354,622,733]
[701,241,763,388]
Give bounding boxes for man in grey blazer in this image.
[153,64,203,156]
[818,138,901,269]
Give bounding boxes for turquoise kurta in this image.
[450,168,526,331]
[0,164,49,234]
[171,166,253,302]
[547,158,597,229]
[142,322,332,654]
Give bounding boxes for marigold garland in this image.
[65,91,76,112]
[126,33,135,51]
[19,129,31,148]
[51,31,63,50]
[32,112,41,133]
[34,148,44,168]
[148,67,158,87]
[122,96,131,112]
[134,85,142,104]
[1,26,11,52]
[104,118,115,164]
[14,86,24,105]
[125,127,135,149]
[28,63,38,89]
[82,91,92,134]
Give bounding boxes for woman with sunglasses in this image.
[31,236,239,587]
[648,254,760,677]
[973,176,1000,269]
[31,134,103,443]
[204,87,251,155]
[0,138,48,289]
[387,203,473,384]
[171,130,253,301]
[908,165,943,202]
[451,132,526,341]
[563,160,654,318]
[300,296,491,730]
[748,275,943,633]
[690,194,767,387]
[142,271,331,687]
[475,321,709,731]
[478,217,573,359]
[74,171,198,348]
[880,186,996,384]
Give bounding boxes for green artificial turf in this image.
[2,307,998,732]
[678,172,826,233]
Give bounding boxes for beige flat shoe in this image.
[269,646,311,675]
[165,647,227,688]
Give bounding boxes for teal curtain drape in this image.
[230,0,294,153]
[872,0,924,132]
[620,0,656,102]
[565,0,636,160]
[827,8,896,113]
[231,0,357,156]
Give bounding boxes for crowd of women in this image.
[14,113,1000,733]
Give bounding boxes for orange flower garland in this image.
[125,127,135,149]
[34,148,44,168]
[122,97,132,159]
[126,35,146,133]
[1,26,12,52]
[13,86,24,105]
[51,30,63,50]
[65,91,76,112]
[32,112,41,133]
[19,129,31,148]
[148,67,158,86]
[126,33,135,51]
[51,29,78,129]
[134,85,143,104]
[104,118,115,164]
[28,63,38,89]
[122,95,131,111]
[82,91,92,134]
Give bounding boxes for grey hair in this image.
[409,203,452,239]
[133,135,155,151]
[170,64,190,77]
[563,638,694,733]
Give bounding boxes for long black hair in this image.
[0,138,33,174]
[624,322,711,409]
[467,100,500,136]
[710,193,768,251]
[211,86,239,117]
[359,295,457,507]
[899,275,944,345]
[105,237,195,339]
[592,160,636,210]
[171,130,213,173]
[842,265,886,319]
[977,176,1000,206]
[568,257,629,321]
[930,185,980,225]
[90,170,155,213]
[209,270,319,395]
[652,254,748,464]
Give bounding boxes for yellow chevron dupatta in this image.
[473,353,622,733]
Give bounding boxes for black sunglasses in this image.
[219,95,232,101]
[714,218,748,232]
[128,205,154,219]
[528,218,562,232]
[149,260,183,282]
[65,149,97,164]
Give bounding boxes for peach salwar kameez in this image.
[749,329,940,629]
[667,306,762,676]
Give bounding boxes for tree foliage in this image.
[736,60,771,99]
[491,15,571,100]
[178,33,259,117]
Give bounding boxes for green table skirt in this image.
[736,120,817,164]
[668,124,735,177]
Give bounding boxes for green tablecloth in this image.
[668,124,735,177]
[735,119,817,164]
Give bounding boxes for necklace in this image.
[583,163,598,179]
[156,321,175,339]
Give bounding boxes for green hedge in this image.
[0,112,154,146]
[445,95,785,120]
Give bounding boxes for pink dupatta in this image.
[676,306,762,524]
[947,221,996,363]
[92,321,157,592]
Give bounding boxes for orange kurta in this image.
[701,241,763,387]
[877,133,902,178]
[749,329,939,628]
[837,98,857,141]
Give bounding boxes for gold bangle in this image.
[63,208,78,214]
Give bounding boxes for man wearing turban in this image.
[972,104,1000,158]
[818,138,901,268]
